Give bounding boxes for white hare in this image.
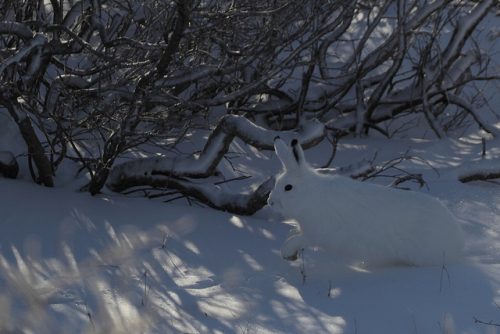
[268,138,464,266]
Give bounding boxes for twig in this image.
[214,175,251,185]
[473,317,500,327]
[300,248,306,285]
[389,173,426,189]
[82,296,96,332]
[163,195,187,203]
[358,150,432,189]
[122,187,153,195]
[160,236,186,278]
[160,234,168,249]
[86,304,95,332]
[439,253,451,293]
[320,131,338,168]
[482,137,486,158]
[148,190,180,199]
[141,269,149,306]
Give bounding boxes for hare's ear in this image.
[274,137,298,170]
[291,139,308,167]
[290,139,306,165]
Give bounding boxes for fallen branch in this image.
[114,175,275,216]
[474,316,500,327]
[457,158,500,183]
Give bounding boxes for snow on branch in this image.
[440,0,494,71]
[0,34,46,75]
[125,176,275,216]
[108,115,324,192]
[0,22,33,40]
[446,95,499,136]
[62,0,92,29]
[442,51,477,89]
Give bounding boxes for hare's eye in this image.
[284,184,293,192]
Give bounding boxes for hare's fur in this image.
[268,138,464,266]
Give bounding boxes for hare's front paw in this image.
[281,234,305,261]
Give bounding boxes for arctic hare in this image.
[268,138,464,266]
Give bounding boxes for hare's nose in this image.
[268,200,274,206]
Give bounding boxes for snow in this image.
[3,135,500,333]
[1,2,500,332]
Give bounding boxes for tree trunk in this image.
[1,96,53,187]
[17,116,54,187]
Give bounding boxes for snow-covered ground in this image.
[2,133,500,334]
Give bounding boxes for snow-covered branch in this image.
[0,34,46,75]
[108,115,324,191]
[0,22,33,40]
[440,0,494,73]
[119,176,275,215]
[446,95,499,136]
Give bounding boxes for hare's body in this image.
[268,138,464,267]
